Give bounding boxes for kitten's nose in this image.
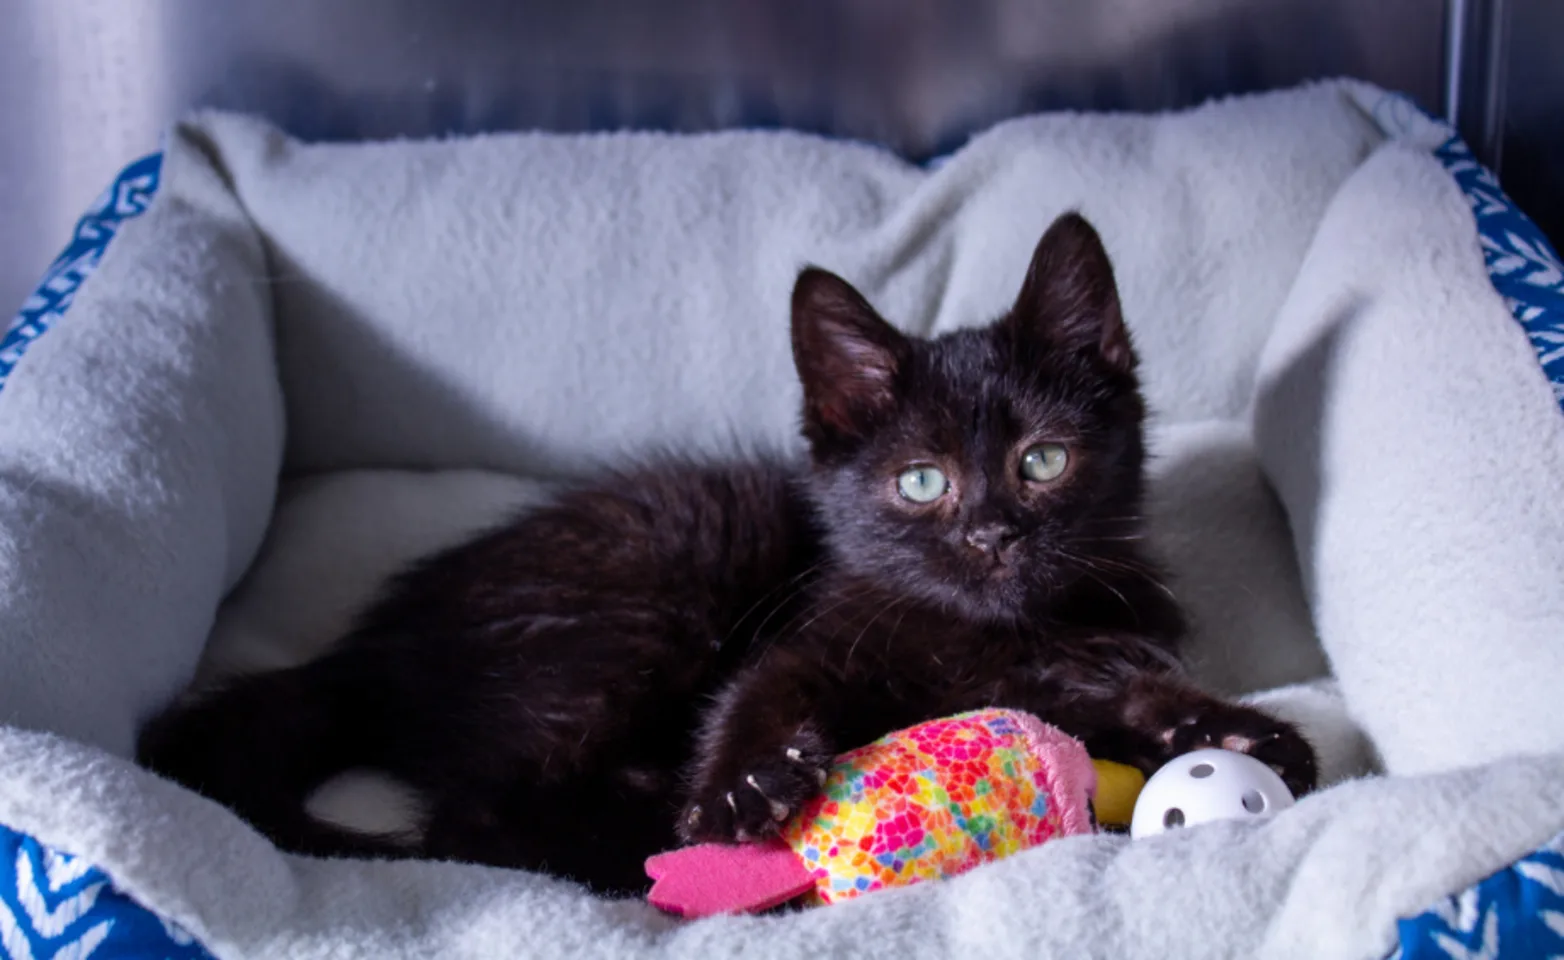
[964,524,1018,558]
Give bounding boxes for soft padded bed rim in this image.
[3,120,1562,411]
[1,86,1563,959]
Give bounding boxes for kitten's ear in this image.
[791,267,910,446]
[1009,213,1135,373]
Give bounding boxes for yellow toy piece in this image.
[1090,759,1147,828]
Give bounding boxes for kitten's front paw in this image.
[1163,705,1319,797]
[680,741,830,844]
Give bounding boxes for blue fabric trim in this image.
[1392,829,1564,959]
[0,153,162,394]
[0,821,214,959]
[1431,136,1564,408]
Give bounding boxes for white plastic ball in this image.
[1129,748,1295,839]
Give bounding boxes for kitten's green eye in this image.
[1020,443,1069,482]
[897,465,949,503]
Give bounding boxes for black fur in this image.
[138,213,1316,895]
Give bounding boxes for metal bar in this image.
[1444,0,1510,170]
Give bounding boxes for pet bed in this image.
[2,79,1564,959]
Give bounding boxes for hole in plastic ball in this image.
[1242,790,1266,813]
[1163,808,1185,829]
[1189,763,1214,778]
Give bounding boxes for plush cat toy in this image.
[645,709,1145,917]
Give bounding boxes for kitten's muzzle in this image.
[964,524,1020,563]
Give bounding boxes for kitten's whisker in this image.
[1086,516,1149,531]
[1070,555,1141,577]
[1062,547,1150,574]
[843,595,911,670]
[887,600,914,649]
[762,583,877,653]
[825,588,903,644]
[1057,547,1119,581]
[1079,553,1180,602]
[729,561,828,645]
[795,586,877,636]
[1078,567,1135,617]
[1057,547,1179,607]
[744,568,847,662]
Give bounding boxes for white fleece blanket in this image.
[2,79,1564,959]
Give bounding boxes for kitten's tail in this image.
[136,651,415,858]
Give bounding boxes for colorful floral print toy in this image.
[645,709,1121,917]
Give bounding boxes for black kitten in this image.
[138,213,1316,894]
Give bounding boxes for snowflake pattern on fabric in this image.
[0,822,213,960]
[0,152,162,393]
[1392,829,1564,960]
[1432,136,1564,407]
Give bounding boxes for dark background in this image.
[1,0,1558,317]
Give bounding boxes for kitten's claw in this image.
[680,735,833,844]
[1159,717,1197,747]
[747,774,791,821]
[1161,705,1318,797]
[788,745,827,785]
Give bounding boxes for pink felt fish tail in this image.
[645,840,814,918]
